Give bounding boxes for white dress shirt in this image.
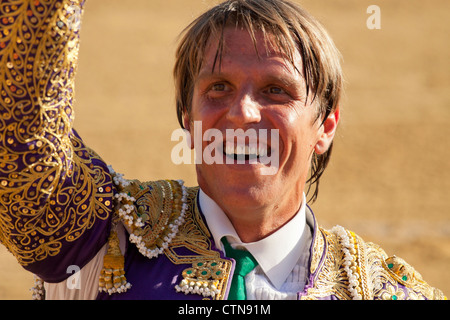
[199,189,313,300]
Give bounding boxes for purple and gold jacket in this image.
[0,0,445,300]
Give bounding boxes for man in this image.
[0,0,445,300]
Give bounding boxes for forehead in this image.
[202,26,303,74]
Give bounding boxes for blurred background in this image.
[1,0,448,299]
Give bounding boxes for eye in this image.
[211,83,226,92]
[263,84,296,104]
[205,82,231,99]
[267,86,286,95]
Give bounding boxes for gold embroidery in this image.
[168,187,232,300]
[377,255,445,300]
[301,228,351,300]
[113,177,188,259]
[112,180,231,300]
[176,260,231,299]
[383,255,422,286]
[165,187,218,263]
[380,282,406,300]
[301,226,446,300]
[1,1,112,266]
[105,174,445,300]
[98,230,131,294]
[352,232,374,299]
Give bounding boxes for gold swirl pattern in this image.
[300,226,446,300]
[0,0,113,266]
[109,177,232,300]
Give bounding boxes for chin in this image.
[208,180,276,208]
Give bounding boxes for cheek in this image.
[190,93,222,124]
[188,101,224,152]
[278,113,320,159]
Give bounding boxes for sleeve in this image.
[0,0,114,283]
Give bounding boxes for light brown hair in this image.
[173,0,343,202]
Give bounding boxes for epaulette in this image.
[328,225,446,300]
[98,168,188,295]
[380,255,446,300]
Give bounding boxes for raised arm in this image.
[0,0,114,282]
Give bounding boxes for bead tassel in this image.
[98,230,131,295]
[31,275,45,300]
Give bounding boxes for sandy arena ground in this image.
[0,0,449,299]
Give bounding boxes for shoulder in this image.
[320,225,446,300]
[110,171,198,258]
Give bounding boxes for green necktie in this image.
[221,237,258,300]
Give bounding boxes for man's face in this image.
[187,27,337,228]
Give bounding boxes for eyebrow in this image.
[265,73,303,89]
[195,66,304,90]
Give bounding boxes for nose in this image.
[226,89,261,126]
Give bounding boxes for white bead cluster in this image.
[30,275,45,300]
[109,166,144,228]
[114,193,145,228]
[108,165,130,187]
[332,225,363,300]
[175,279,220,298]
[98,280,131,295]
[129,182,188,259]
[109,166,188,260]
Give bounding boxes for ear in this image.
[314,106,340,155]
[183,113,190,131]
[183,113,195,150]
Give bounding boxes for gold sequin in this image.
[0,1,112,266]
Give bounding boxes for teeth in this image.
[258,146,267,157]
[225,144,234,155]
[224,143,269,157]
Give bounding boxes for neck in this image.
[222,198,302,243]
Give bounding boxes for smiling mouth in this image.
[223,143,271,161]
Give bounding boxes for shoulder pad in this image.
[383,255,421,286]
[111,174,188,260]
[328,225,446,300]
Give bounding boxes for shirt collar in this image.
[198,189,308,290]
